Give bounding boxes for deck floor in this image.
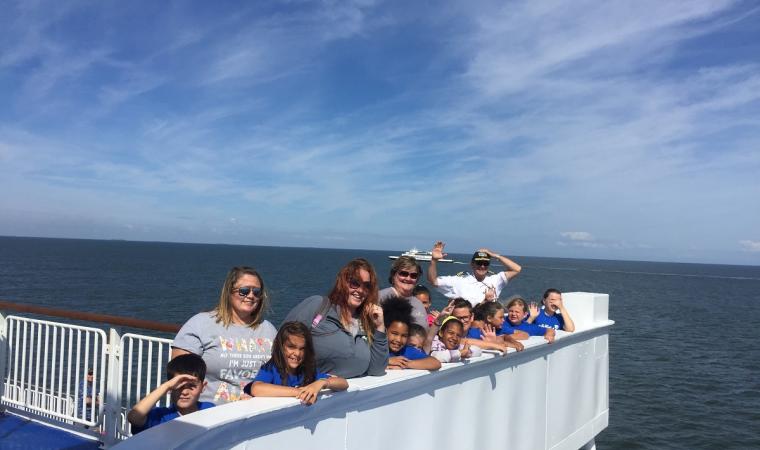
[0,412,102,450]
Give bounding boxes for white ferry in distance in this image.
[389,247,453,263]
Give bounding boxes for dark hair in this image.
[388,256,423,284]
[327,258,379,342]
[382,296,413,330]
[473,302,488,321]
[408,324,427,341]
[543,288,562,299]
[265,322,318,387]
[474,301,503,322]
[451,297,473,313]
[167,353,206,381]
[438,317,464,337]
[412,285,430,296]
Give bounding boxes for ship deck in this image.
[0,411,102,450]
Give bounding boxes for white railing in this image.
[115,333,174,440]
[116,293,613,450]
[1,315,107,428]
[0,307,178,447]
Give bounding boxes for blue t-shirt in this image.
[131,402,215,434]
[467,325,516,340]
[512,321,548,336]
[467,327,483,339]
[243,363,330,395]
[534,308,565,330]
[389,345,428,360]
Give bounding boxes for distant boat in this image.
[388,247,453,263]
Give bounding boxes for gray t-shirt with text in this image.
[173,311,277,404]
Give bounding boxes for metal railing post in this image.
[102,327,122,448]
[0,311,7,402]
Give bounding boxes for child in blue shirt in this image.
[383,297,441,371]
[407,323,428,351]
[128,353,215,434]
[243,321,348,405]
[526,288,576,332]
[505,298,556,343]
[468,301,526,351]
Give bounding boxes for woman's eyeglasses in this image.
[234,286,263,298]
[397,270,420,280]
[348,278,373,290]
[474,261,490,267]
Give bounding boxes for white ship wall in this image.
[115,293,612,450]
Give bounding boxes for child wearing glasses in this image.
[128,354,215,434]
[243,322,348,405]
[427,243,522,306]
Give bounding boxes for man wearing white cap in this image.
[426,241,521,305]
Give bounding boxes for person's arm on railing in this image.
[127,374,198,428]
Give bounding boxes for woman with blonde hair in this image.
[284,258,388,378]
[172,266,277,404]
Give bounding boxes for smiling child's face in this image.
[441,322,464,350]
[283,334,306,372]
[387,321,409,353]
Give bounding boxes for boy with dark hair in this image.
[127,353,215,434]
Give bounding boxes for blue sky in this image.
[1,0,759,265]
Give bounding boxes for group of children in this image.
[127,288,574,435]
[382,287,574,367]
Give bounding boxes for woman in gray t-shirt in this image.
[172,266,277,404]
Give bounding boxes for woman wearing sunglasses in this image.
[284,258,388,378]
[378,256,429,328]
[171,266,277,404]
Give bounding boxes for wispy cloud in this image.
[0,1,758,264]
[740,240,760,252]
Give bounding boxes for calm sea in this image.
[1,236,759,449]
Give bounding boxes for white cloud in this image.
[560,231,595,242]
[1,1,759,263]
[740,240,760,252]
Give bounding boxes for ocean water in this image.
[1,236,759,448]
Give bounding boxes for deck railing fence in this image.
[0,301,180,447]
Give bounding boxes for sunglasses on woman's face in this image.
[397,270,420,280]
[234,286,262,298]
[474,261,490,267]
[348,278,372,291]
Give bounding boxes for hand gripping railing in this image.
[0,300,180,447]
